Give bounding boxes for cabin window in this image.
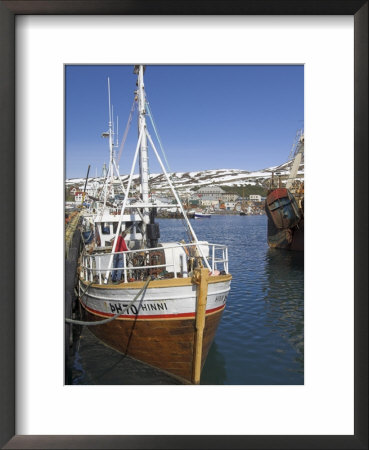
[129,224,135,236]
[102,223,110,234]
[135,222,143,235]
[124,221,133,233]
[113,222,118,234]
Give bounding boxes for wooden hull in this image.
[82,305,224,383]
[79,275,231,383]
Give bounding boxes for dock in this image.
[65,210,82,258]
[65,210,83,375]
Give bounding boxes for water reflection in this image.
[201,341,227,385]
[69,216,304,385]
[263,249,304,374]
[190,216,304,385]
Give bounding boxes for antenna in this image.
[116,116,119,147]
[107,78,114,187]
[107,77,112,126]
[112,105,114,130]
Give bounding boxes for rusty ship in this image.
[265,131,304,251]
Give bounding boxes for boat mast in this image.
[103,65,212,282]
[115,115,119,172]
[108,79,114,186]
[98,79,127,213]
[101,78,115,208]
[135,65,150,234]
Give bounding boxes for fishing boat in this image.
[265,131,304,251]
[193,206,213,219]
[235,189,248,216]
[194,212,212,219]
[78,65,232,384]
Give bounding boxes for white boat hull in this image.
[79,276,231,320]
[78,274,231,382]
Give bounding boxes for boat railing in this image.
[81,242,229,284]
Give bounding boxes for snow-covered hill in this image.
[66,159,304,192]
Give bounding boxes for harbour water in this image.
[68,215,304,385]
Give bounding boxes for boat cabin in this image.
[94,210,143,250]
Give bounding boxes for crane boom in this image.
[286,133,304,190]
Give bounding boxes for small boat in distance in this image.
[235,188,248,216]
[194,212,212,219]
[77,66,232,384]
[193,207,213,219]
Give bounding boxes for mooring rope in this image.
[65,276,152,326]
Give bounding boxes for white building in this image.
[199,198,219,207]
[249,194,262,202]
[85,182,100,196]
[224,202,236,210]
[195,185,238,202]
[74,191,84,202]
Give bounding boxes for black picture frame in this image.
[0,1,367,449]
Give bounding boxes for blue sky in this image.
[65,65,303,179]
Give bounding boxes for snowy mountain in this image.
[65,159,304,193]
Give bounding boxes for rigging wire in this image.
[117,100,136,165]
[146,101,172,173]
[145,99,193,243]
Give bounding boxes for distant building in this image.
[154,195,172,204]
[224,201,236,210]
[249,194,262,202]
[74,191,84,202]
[195,185,238,202]
[199,198,219,207]
[189,199,200,206]
[85,182,100,196]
